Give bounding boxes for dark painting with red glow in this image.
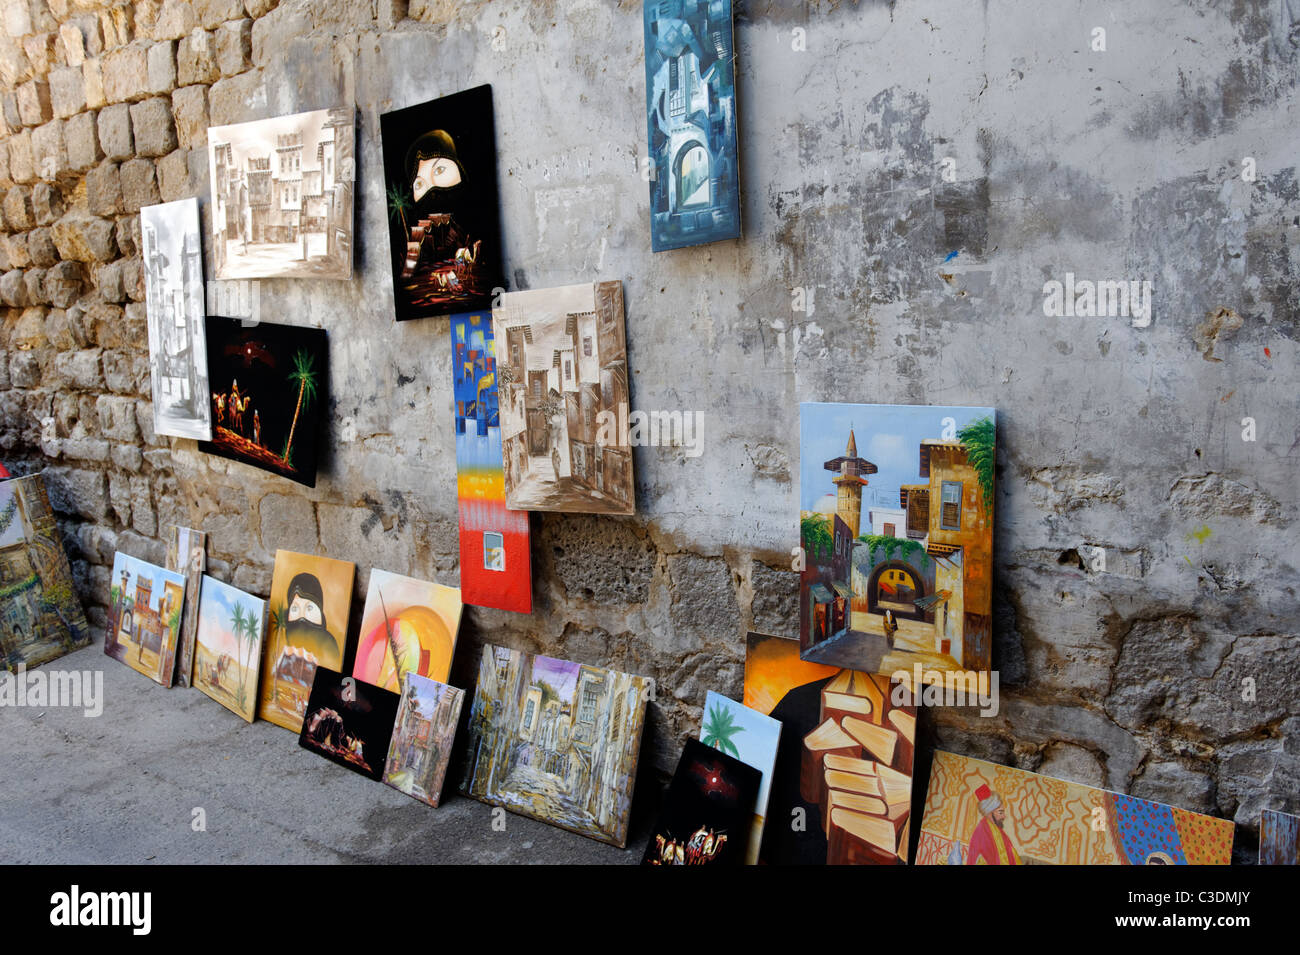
[297,667,400,782]
[199,316,327,487]
[643,738,760,866]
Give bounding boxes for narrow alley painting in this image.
[383,673,464,807]
[193,574,266,722]
[461,644,648,847]
[104,551,185,687]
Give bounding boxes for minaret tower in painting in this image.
[822,427,877,537]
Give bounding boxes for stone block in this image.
[258,491,319,556]
[0,268,26,307]
[119,157,159,212]
[64,110,102,172]
[85,162,122,216]
[6,129,34,183]
[59,21,87,67]
[3,185,32,230]
[102,41,149,104]
[82,57,105,109]
[56,347,104,389]
[23,267,47,305]
[48,66,86,119]
[16,79,52,126]
[97,102,132,159]
[30,181,61,225]
[170,84,207,149]
[215,18,250,75]
[129,96,176,157]
[51,215,118,263]
[30,119,69,181]
[177,28,218,86]
[45,260,85,307]
[44,466,110,521]
[145,38,176,94]
[26,227,57,266]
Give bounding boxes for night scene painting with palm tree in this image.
[199,316,327,487]
[193,574,266,723]
[699,691,782,865]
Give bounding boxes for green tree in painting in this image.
[702,702,744,758]
[956,417,996,511]
[227,602,247,698]
[268,600,287,702]
[0,493,16,535]
[386,183,411,237]
[801,513,833,562]
[282,349,319,468]
[236,607,260,710]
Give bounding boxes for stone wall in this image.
[0,0,1295,862]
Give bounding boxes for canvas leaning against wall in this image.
[799,403,996,679]
[299,668,400,781]
[352,569,462,693]
[917,751,1235,865]
[200,317,327,487]
[192,574,266,723]
[461,644,648,847]
[381,85,504,320]
[643,0,741,252]
[1259,809,1299,865]
[208,107,354,280]
[0,473,91,672]
[384,673,464,807]
[104,552,185,687]
[451,312,531,613]
[699,691,780,865]
[165,525,207,688]
[141,198,211,441]
[494,281,634,515]
[644,737,760,865]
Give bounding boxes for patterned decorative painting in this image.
[351,568,462,693]
[451,312,531,613]
[916,751,1234,865]
[1258,809,1299,865]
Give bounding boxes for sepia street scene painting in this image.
[462,644,648,847]
[208,107,354,280]
[105,551,185,687]
[383,672,464,807]
[141,198,211,440]
[0,474,90,672]
[493,282,634,515]
[193,574,265,723]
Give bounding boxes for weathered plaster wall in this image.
[0,0,1295,860]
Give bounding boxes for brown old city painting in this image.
[494,282,634,515]
[105,551,185,687]
[461,644,648,846]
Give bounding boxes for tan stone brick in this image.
[102,40,150,104]
[16,79,52,127]
[49,66,87,119]
[215,17,250,75]
[171,84,208,149]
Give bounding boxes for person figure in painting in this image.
[284,573,339,664]
[252,410,261,447]
[399,130,484,294]
[965,783,1020,865]
[882,608,899,647]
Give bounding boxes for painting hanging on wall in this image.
[643,0,741,252]
[380,85,504,320]
[451,312,532,612]
[104,552,185,687]
[743,631,915,865]
[141,198,211,440]
[699,691,780,865]
[299,668,400,781]
[192,575,266,722]
[493,282,634,515]
[258,550,355,733]
[1259,809,1299,865]
[383,672,464,807]
[799,403,996,678]
[644,738,760,865]
[917,751,1235,865]
[461,644,648,847]
[351,569,462,693]
[165,525,207,688]
[0,473,91,672]
[199,316,327,487]
[207,107,354,280]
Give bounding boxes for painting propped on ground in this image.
[299,668,400,781]
[799,403,996,678]
[259,550,355,733]
[381,85,504,320]
[105,552,185,687]
[193,575,265,722]
[1259,809,1299,865]
[643,738,759,865]
[352,569,462,693]
[494,282,634,515]
[699,691,780,865]
[384,672,464,807]
[461,644,648,847]
[452,312,531,613]
[917,751,1235,865]
[165,525,207,688]
[200,317,327,487]
[208,107,354,280]
[0,473,90,671]
[643,0,741,252]
[743,632,915,865]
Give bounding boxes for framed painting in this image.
[451,312,532,612]
[192,574,265,722]
[643,738,760,865]
[351,568,462,693]
[0,473,91,671]
[383,672,464,807]
[380,85,504,320]
[917,751,1235,865]
[299,668,400,781]
[141,198,211,440]
[200,316,328,487]
[258,550,355,733]
[207,107,354,280]
[699,691,781,865]
[105,552,185,687]
[494,281,634,515]
[164,524,207,688]
[799,403,996,677]
[461,644,648,847]
[643,0,741,251]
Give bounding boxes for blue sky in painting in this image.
[702,690,781,812]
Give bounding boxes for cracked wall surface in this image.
[0,0,1295,861]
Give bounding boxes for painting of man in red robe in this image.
[965,783,1020,865]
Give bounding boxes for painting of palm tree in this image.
[702,701,744,757]
[283,348,319,468]
[193,574,266,722]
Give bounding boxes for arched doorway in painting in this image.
[867,561,928,621]
[674,141,711,209]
